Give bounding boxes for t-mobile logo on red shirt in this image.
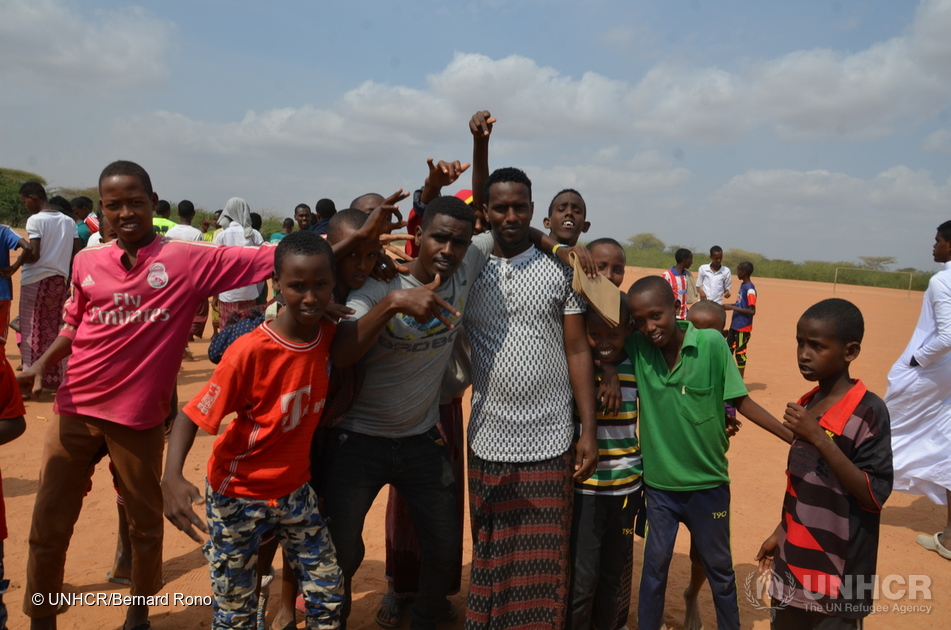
[280,386,325,432]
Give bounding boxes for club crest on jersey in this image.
[147,262,169,289]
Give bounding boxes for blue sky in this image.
[1,0,949,269]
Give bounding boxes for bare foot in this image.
[683,588,703,630]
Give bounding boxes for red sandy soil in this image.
[2,266,949,629]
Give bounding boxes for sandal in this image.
[106,571,132,586]
[916,532,951,559]
[375,592,406,629]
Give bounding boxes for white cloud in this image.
[0,0,174,93]
[705,165,951,265]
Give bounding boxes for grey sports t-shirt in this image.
[338,233,493,437]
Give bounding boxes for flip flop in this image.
[916,532,951,559]
[375,592,405,629]
[106,571,133,586]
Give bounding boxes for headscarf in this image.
[221,197,253,239]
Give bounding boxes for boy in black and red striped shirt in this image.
[756,298,892,629]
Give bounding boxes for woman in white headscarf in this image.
[213,197,265,328]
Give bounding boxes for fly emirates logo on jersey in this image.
[88,292,171,325]
[280,386,326,432]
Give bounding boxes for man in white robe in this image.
[886,220,951,558]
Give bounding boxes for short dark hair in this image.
[18,181,47,200]
[99,161,153,196]
[687,300,727,331]
[350,193,384,212]
[547,188,586,217]
[295,203,311,215]
[675,248,692,264]
[282,218,295,230]
[800,298,864,345]
[70,196,94,210]
[49,195,71,214]
[738,261,754,275]
[315,198,337,221]
[710,245,723,255]
[484,167,532,204]
[422,195,475,231]
[938,220,951,241]
[274,229,335,276]
[156,200,171,217]
[629,275,675,307]
[587,238,626,262]
[250,212,262,231]
[327,208,369,244]
[586,291,631,329]
[178,200,195,218]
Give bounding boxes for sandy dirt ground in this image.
[2,265,949,629]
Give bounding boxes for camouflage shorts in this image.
[203,481,343,630]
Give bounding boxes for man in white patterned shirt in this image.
[462,166,598,629]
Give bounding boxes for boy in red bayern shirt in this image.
[20,160,276,630]
[163,230,343,629]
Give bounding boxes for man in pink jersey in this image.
[19,161,277,630]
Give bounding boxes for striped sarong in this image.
[465,450,573,630]
[191,298,209,338]
[19,275,68,390]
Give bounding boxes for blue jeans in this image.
[321,427,460,630]
[638,484,739,630]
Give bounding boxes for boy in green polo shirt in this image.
[625,276,791,630]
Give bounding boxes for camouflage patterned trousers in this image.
[204,481,343,629]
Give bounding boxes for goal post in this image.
[833,267,913,298]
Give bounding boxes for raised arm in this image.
[420,159,471,205]
[469,110,495,225]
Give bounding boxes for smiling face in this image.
[486,181,533,256]
[273,252,335,338]
[98,174,159,250]
[933,231,951,264]
[544,191,589,246]
[589,242,626,288]
[294,205,311,230]
[629,287,678,348]
[795,316,856,383]
[586,310,632,364]
[414,213,473,283]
